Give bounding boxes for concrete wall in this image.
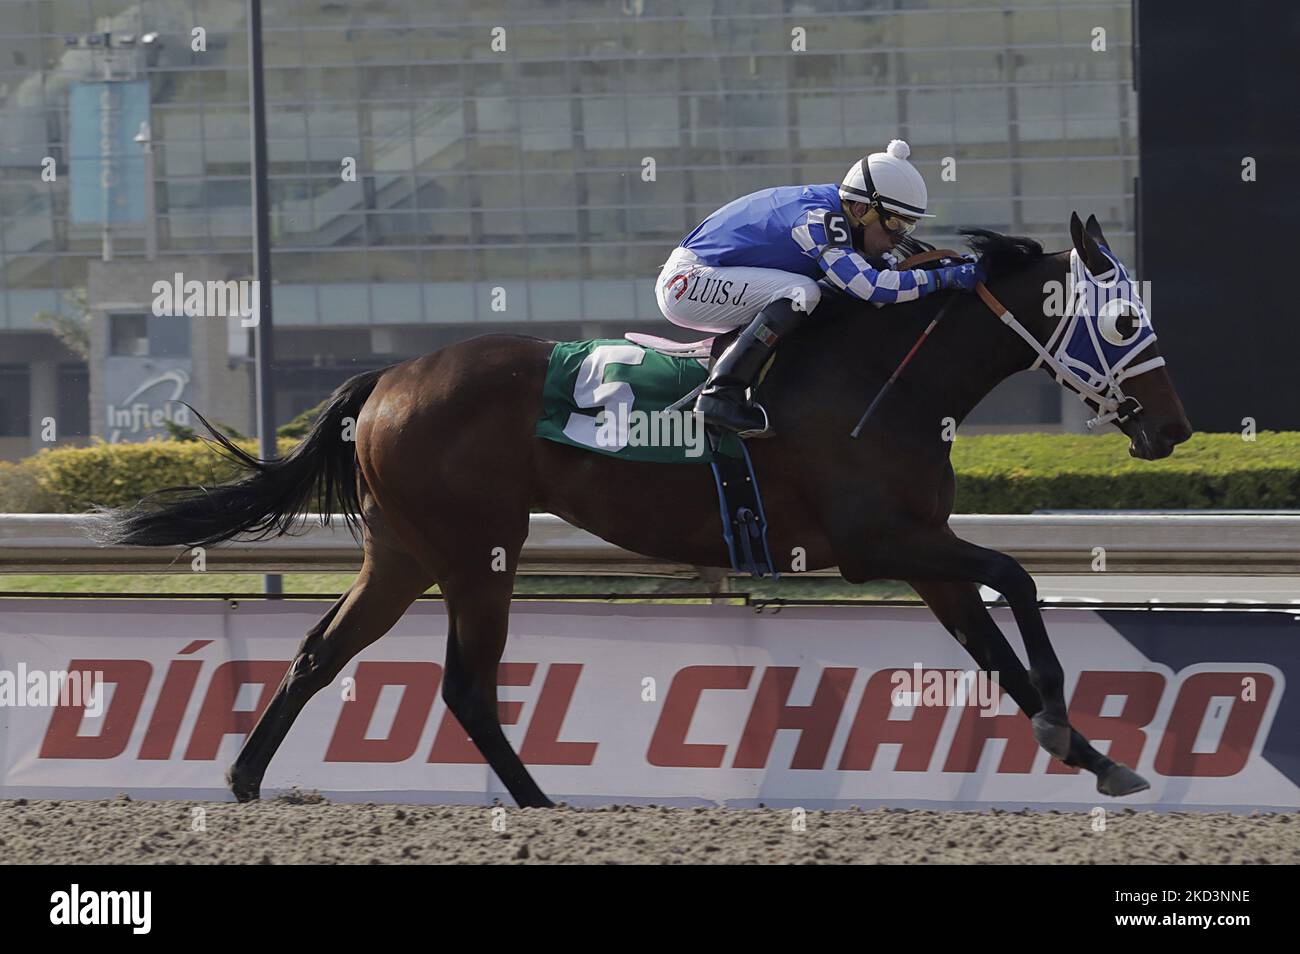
[86,256,253,441]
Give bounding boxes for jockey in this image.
[656,139,985,438]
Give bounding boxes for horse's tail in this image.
[92,367,391,548]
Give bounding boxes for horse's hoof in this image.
[1031,713,1072,760]
[226,765,261,803]
[1097,762,1150,797]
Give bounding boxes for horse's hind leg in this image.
[227,530,434,802]
[910,579,1149,797]
[440,570,554,808]
[226,589,347,800]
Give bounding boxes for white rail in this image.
[0,514,1297,576]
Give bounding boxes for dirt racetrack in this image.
[3,796,1298,864]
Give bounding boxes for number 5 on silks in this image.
[562,344,644,451]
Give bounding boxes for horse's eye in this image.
[1097,298,1143,346]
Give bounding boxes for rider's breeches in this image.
[655,246,822,334]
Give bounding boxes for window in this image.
[110,314,149,357]
[0,365,29,437]
[57,364,90,437]
[108,313,191,358]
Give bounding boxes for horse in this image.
[95,212,1192,808]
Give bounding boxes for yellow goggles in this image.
[878,210,919,237]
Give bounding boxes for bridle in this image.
[900,248,1165,431]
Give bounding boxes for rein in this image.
[850,248,1164,437]
[848,248,974,438]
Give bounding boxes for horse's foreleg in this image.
[909,579,1149,796]
[909,578,1043,713]
[851,530,1072,757]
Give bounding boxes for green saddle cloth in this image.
[535,339,742,463]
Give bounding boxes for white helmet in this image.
[838,139,934,219]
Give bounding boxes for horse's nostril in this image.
[1160,420,1192,445]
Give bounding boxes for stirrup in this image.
[735,403,772,440]
[698,390,773,439]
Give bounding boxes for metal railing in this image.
[0,513,1297,576]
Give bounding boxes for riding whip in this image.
[849,294,960,438]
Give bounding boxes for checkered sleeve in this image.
[793,208,937,305]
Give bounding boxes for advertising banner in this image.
[68,81,149,225]
[0,600,1295,811]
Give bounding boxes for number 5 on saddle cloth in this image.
[533,337,780,580]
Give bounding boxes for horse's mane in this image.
[959,228,1044,280]
[812,228,1048,326]
[895,228,1045,280]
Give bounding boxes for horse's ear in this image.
[1084,214,1110,251]
[1069,211,1110,275]
[1069,211,1086,252]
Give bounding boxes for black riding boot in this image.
[696,297,808,438]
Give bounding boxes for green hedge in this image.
[949,431,1300,512]
[0,438,297,513]
[0,431,1296,514]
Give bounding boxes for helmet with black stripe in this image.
[839,139,935,223]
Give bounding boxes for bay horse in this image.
[97,212,1192,807]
